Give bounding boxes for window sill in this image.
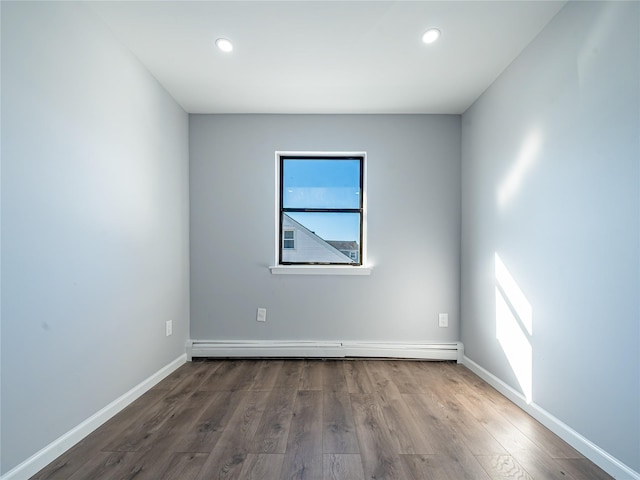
[269,265,372,276]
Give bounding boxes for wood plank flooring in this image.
[31,359,613,480]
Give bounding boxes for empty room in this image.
[1,1,638,479]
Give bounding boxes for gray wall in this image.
[1,2,190,473]
[461,1,639,472]
[190,115,461,342]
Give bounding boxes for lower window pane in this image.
[281,212,361,264]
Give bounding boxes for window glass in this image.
[278,154,364,266]
[282,159,361,210]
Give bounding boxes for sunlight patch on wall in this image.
[495,253,533,403]
[495,253,532,334]
[498,129,542,209]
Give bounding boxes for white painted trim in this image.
[187,340,461,361]
[0,354,187,480]
[462,356,640,480]
[269,265,372,275]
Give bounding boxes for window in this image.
[276,152,365,267]
[283,229,295,249]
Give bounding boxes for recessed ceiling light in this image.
[215,38,233,53]
[422,28,441,45]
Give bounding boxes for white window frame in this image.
[270,151,371,276]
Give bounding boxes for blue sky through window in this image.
[286,212,360,242]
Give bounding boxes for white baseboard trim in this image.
[187,340,463,362]
[462,356,640,480]
[0,354,187,480]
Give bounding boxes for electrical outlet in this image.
[166,320,173,336]
[438,313,449,328]
[257,308,267,322]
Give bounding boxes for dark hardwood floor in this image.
[31,359,612,479]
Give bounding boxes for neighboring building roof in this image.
[282,214,355,263]
[327,240,359,251]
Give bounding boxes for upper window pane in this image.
[282,159,361,209]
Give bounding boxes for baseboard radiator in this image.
[186,340,463,362]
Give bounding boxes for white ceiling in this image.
[90,1,566,114]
